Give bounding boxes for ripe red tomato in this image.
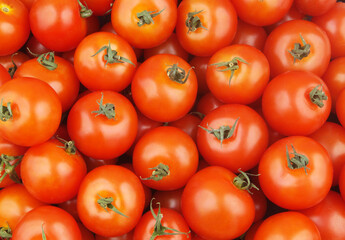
[0,64,11,86]
[14,53,80,112]
[111,0,177,49]
[181,166,255,239]
[0,0,30,56]
[197,104,268,172]
[133,126,199,191]
[0,77,62,147]
[24,36,51,58]
[83,0,114,16]
[207,44,270,104]
[152,188,184,213]
[74,32,137,92]
[77,165,145,237]
[232,20,267,51]
[264,20,331,78]
[0,52,30,76]
[67,91,137,160]
[169,113,201,142]
[21,138,87,204]
[262,71,331,136]
[196,92,223,115]
[231,0,293,26]
[189,56,210,96]
[295,0,336,16]
[176,0,237,56]
[309,122,345,186]
[30,0,90,52]
[131,54,197,122]
[57,198,79,221]
[253,212,321,240]
[0,184,44,231]
[78,222,95,240]
[12,205,82,240]
[299,191,345,240]
[312,2,345,58]
[259,136,333,210]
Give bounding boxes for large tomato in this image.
[259,136,333,210]
[197,104,268,172]
[67,91,137,160]
[262,71,331,136]
[206,44,270,104]
[30,0,91,52]
[0,77,62,147]
[264,20,331,78]
[74,32,137,92]
[111,0,177,49]
[131,54,197,122]
[77,165,145,237]
[181,166,255,239]
[176,0,237,57]
[133,126,199,191]
[0,0,30,56]
[12,205,82,240]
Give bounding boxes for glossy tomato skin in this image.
[176,0,237,57]
[232,20,267,51]
[196,92,223,115]
[83,0,113,16]
[259,136,333,210]
[207,44,270,105]
[232,0,293,26]
[133,207,191,239]
[12,205,82,240]
[189,56,210,96]
[30,0,88,52]
[131,54,197,122]
[67,91,138,160]
[152,188,184,213]
[295,0,336,16]
[253,212,321,240]
[299,191,345,240]
[14,55,80,112]
[309,122,345,186]
[0,0,30,56]
[111,0,177,49]
[77,165,145,237]
[0,184,44,231]
[21,139,87,204]
[182,166,255,239]
[169,113,201,143]
[264,20,331,78]
[74,32,137,92]
[133,126,199,191]
[312,2,345,59]
[197,104,268,172]
[0,77,62,147]
[262,71,331,136]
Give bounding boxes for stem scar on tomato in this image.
[0,99,13,122]
[136,8,165,27]
[77,0,93,18]
[309,84,328,108]
[97,194,128,218]
[286,144,310,174]
[0,154,22,184]
[233,169,260,194]
[0,222,12,239]
[185,10,208,33]
[288,34,311,64]
[140,163,170,181]
[91,93,116,120]
[210,57,249,85]
[166,64,194,84]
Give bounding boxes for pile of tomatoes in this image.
[1,0,345,239]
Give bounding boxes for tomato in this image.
[231,0,293,26]
[262,71,331,136]
[18,0,35,10]
[14,53,80,112]
[67,91,137,160]
[143,33,189,61]
[295,0,336,16]
[0,135,27,188]
[85,15,100,35]
[74,32,137,92]
[232,20,267,51]
[133,126,199,191]
[133,201,191,239]
[189,56,210,96]
[78,222,95,240]
[299,191,345,240]
[95,231,133,240]
[195,92,223,115]
[244,220,262,240]
[181,166,255,239]
[152,188,184,213]
[0,184,44,233]
[131,54,197,122]
[0,77,62,147]
[84,156,118,172]
[57,198,79,221]
[77,165,145,237]
[0,52,30,77]
[30,0,91,52]
[254,212,321,240]
[0,0,30,56]
[25,36,51,58]
[264,20,331,78]
[21,138,87,204]
[12,205,82,240]
[176,0,237,56]
[312,2,345,59]
[111,0,177,49]
[0,64,10,87]
[168,113,201,142]
[250,184,267,222]
[322,57,345,112]
[309,122,345,186]
[259,136,333,210]
[207,44,270,105]
[197,104,268,172]
[83,0,114,16]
